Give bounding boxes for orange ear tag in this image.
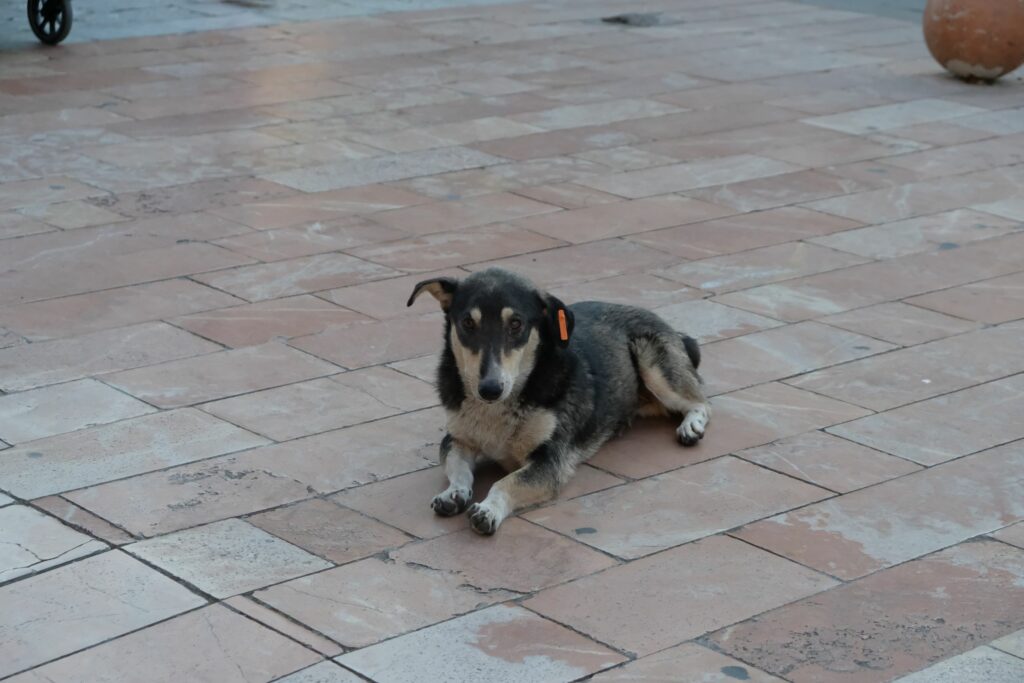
[557,309,569,341]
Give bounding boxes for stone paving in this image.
[1,0,1024,681]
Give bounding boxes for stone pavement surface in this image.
[1,0,1023,680]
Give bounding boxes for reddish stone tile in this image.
[0,280,241,342]
[578,155,803,199]
[885,121,996,146]
[255,555,502,648]
[653,299,783,343]
[656,243,867,295]
[347,223,565,272]
[0,177,108,212]
[550,273,701,308]
[706,540,1024,683]
[9,605,320,683]
[338,604,625,682]
[321,268,467,320]
[89,176,296,217]
[829,375,1024,465]
[108,342,338,408]
[173,295,370,348]
[993,523,1024,550]
[213,217,408,262]
[820,302,981,347]
[0,322,219,392]
[334,463,621,539]
[634,122,845,163]
[736,440,1024,581]
[223,596,343,657]
[589,383,870,479]
[512,194,734,244]
[290,313,443,368]
[525,535,836,657]
[31,496,135,545]
[907,272,1024,324]
[17,200,127,230]
[590,643,786,682]
[392,518,615,591]
[0,551,205,678]
[788,322,1024,411]
[811,209,1021,259]
[737,431,922,493]
[528,456,828,559]
[763,134,926,167]
[470,239,678,288]
[202,367,434,440]
[192,253,400,302]
[513,182,623,209]
[370,192,561,235]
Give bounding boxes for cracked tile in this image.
[0,505,107,584]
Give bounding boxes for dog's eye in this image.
[508,318,522,333]
[461,316,476,332]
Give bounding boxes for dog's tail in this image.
[680,334,701,370]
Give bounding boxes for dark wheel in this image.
[27,0,72,46]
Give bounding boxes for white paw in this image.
[677,406,708,446]
[467,501,503,535]
[431,486,471,516]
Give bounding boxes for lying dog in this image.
[407,267,709,535]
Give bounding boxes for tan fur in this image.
[448,404,556,471]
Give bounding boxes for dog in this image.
[407,267,709,535]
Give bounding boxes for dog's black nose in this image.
[478,378,503,401]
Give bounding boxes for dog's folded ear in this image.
[542,294,574,347]
[407,277,458,311]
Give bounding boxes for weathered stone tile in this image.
[686,170,873,213]
[907,272,1024,324]
[653,299,783,343]
[578,155,803,199]
[705,321,895,395]
[0,280,241,342]
[655,243,867,294]
[274,662,363,683]
[0,176,107,212]
[202,367,433,440]
[0,505,107,583]
[0,379,154,444]
[526,456,829,559]
[337,604,625,682]
[470,239,678,289]
[820,302,980,347]
[7,604,320,683]
[392,518,615,591]
[589,383,871,479]
[173,295,370,347]
[256,556,502,648]
[107,342,338,408]
[370,192,561,235]
[811,209,1021,259]
[0,551,205,678]
[334,463,621,539]
[322,268,468,320]
[192,252,400,302]
[992,626,1024,657]
[0,212,52,240]
[829,376,1024,465]
[213,217,408,262]
[992,523,1024,551]
[512,194,734,244]
[590,643,786,682]
[89,176,297,217]
[550,273,701,309]
[882,133,1024,179]
[128,518,331,598]
[510,98,681,131]
[0,322,219,392]
[974,198,1024,222]
[802,98,986,135]
[764,133,927,167]
[706,540,1024,683]
[32,496,135,545]
[225,595,343,656]
[893,646,1024,683]
[628,206,862,260]
[736,440,1024,580]
[290,313,443,368]
[249,498,410,565]
[525,535,836,657]
[513,182,622,210]
[17,199,128,230]
[574,145,678,172]
[737,431,921,493]
[347,223,565,272]
[788,322,1024,411]
[0,408,266,499]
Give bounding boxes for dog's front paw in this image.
[431,487,471,516]
[467,502,501,535]
[677,407,708,447]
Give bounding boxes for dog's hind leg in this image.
[632,334,710,447]
[431,434,478,516]
[467,444,571,535]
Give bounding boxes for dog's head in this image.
[407,268,574,403]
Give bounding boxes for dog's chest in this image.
[447,401,556,470]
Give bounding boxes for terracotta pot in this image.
[923,0,1024,81]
